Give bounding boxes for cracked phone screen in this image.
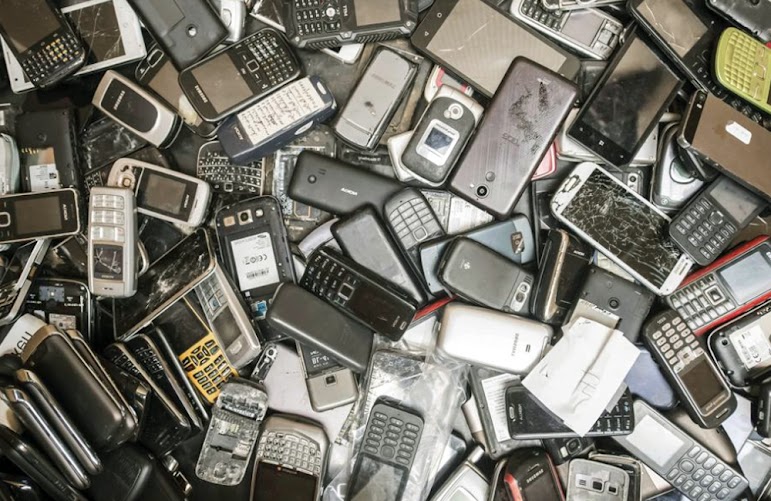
[65,1,125,65]
[636,0,707,58]
[561,169,682,289]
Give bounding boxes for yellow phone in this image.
[715,27,771,114]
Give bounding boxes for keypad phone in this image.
[301,248,417,341]
[715,27,771,115]
[385,188,445,268]
[670,176,765,266]
[88,187,137,298]
[197,140,264,194]
[348,399,424,501]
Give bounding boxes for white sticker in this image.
[237,78,326,146]
[726,121,752,145]
[231,232,280,292]
[480,373,520,442]
[28,163,60,191]
[730,325,771,370]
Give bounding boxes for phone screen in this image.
[13,196,64,237]
[719,248,771,305]
[65,0,125,65]
[681,358,725,410]
[349,455,408,501]
[190,53,253,114]
[252,462,317,501]
[0,0,60,54]
[635,0,708,58]
[559,168,683,290]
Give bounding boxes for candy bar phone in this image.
[24,279,92,341]
[385,188,445,272]
[497,448,564,501]
[297,343,357,412]
[567,459,629,501]
[17,109,80,192]
[0,189,80,244]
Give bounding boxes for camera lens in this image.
[239,211,250,223]
[609,298,620,309]
[476,185,489,198]
[593,481,604,491]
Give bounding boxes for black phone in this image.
[384,188,445,273]
[498,447,563,501]
[0,189,81,244]
[24,278,92,342]
[543,437,594,465]
[0,0,85,88]
[17,109,80,193]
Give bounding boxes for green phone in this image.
[715,27,771,114]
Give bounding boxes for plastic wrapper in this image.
[323,348,466,501]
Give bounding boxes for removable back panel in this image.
[450,57,577,218]
[567,459,629,501]
[709,300,771,388]
[17,110,79,192]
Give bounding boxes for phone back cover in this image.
[17,109,80,192]
[450,57,578,218]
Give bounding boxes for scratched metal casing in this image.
[449,57,578,219]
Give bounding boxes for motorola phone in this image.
[0,189,80,244]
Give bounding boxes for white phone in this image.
[436,303,552,374]
[2,0,146,94]
[551,162,693,296]
[107,159,211,227]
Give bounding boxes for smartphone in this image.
[24,279,92,342]
[334,48,417,150]
[250,414,328,501]
[0,189,81,244]
[179,28,301,122]
[500,448,564,501]
[0,0,85,88]
[551,163,693,296]
[567,459,629,500]
[88,187,137,298]
[568,29,683,167]
[0,240,51,327]
[297,343,357,412]
[108,159,211,227]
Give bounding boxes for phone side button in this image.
[0,213,10,227]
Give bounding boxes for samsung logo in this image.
[112,90,125,111]
[340,188,358,196]
[526,470,544,484]
[194,85,209,104]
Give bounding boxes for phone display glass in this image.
[635,0,707,58]
[14,196,64,238]
[349,456,408,500]
[681,359,725,410]
[65,0,126,65]
[718,249,771,304]
[0,0,60,54]
[190,55,252,115]
[1,243,35,288]
[558,169,682,290]
[137,170,189,218]
[252,462,317,500]
[623,415,687,468]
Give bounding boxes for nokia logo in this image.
[62,204,69,221]
[340,188,358,196]
[194,85,209,104]
[112,90,125,111]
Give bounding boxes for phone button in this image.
[0,213,10,227]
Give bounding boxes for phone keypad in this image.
[257,430,322,476]
[387,197,444,256]
[668,275,733,332]
[668,444,747,501]
[672,196,738,265]
[586,392,634,436]
[362,405,423,469]
[197,142,263,194]
[293,0,342,36]
[245,30,299,89]
[718,29,770,108]
[90,193,126,243]
[180,334,236,403]
[302,251,359,307]
[20,33,81,85]
[520,0,564,30]
[646,313,702,373]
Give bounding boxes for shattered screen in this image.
[65,1,125,65]
[636,0,707,58]
[561,169,682,289]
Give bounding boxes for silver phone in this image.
[88,186,137,298]
[430,447,489,501]
[0,239,50,326]
[297,342,357,412]
[0,134,19,197]
[567,459,630,501]
[334,48,416,150]
[213,0,246,42]
[542,0,625,11]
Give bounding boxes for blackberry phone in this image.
[251,414,328,501]
[0,0,85,88]
[385,188,445,273]
[197,140,263,195]
[715,27,771,115]
[670,176,765,266]
[285,0,418,49]
[505,385,634,439]
[0,240,50,327]
[0,189,81,244]
[24,279,92,341]
[666,236,771,335]
[643,310,735,429]
[297,343,357,412]
[301,248,417,341]
[179,28,301,122]
[348,399,424,501]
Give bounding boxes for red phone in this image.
[501,448,564,501]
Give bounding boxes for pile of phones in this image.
[0,0,770,500]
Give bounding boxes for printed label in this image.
[237,78,326,146]
[480,373,520,442]
[28,163,60,190]
[730,325,771,370]
[231,232,279,292]
[726,121,752,145]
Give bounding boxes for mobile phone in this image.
[411,0,581,98]
[551,163,693,296]
[0,386,90,490]
[0,189,80,244]
[124,0,227,70]
[651,122,705,214]
[670,176,765,266]
[573,266,656,342]
[266,283,373,373]
[567,459,629,501]
[215,196,295,327]
[196,378,268,486]
[134,46,218,138]
[21,325,134,451]
[0,240,50,327]
[348,399,424,501]
[213,0,245,43]
[334,48,416,150]
[532,229,592,326]
[2,0,145,94]
[107,159,210,227]
[301,248,418,341]
[587,453,643,501]
[715,27,771,115]
[542,0,623,10]
[92,71,181,148]
[250,414,328,501]
[666,235,771,335]
[508,0,623,60]
[179,28,301,123]
[424,65,474,102]
[439,238,534,315]
[197,140,263,195]
[385,188,445,269]
[24,279,93,341]
[678,90,771,201]
[17,109,80,192]
[285,0,418,49]
[505,385,634,439]
[0,0,85,88]
[0,134,19,197]
[87,187,137,298]
[153,298,237,403]
[297,343,357,412]
[707,0,771,44]
[431,447,488,501]
[708,300,771,388]
[401,86,484,186]
[112,229,216,338]
[0,425,87,501]
[613,400,748,501]
[218,76,337,164]
[332,207,427,306]
[437,303,551,374]
[499,448,564,501]
[642,310,735,429]
[568,29,683,167]
[449,57,577,218]
[543,437,594,465]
